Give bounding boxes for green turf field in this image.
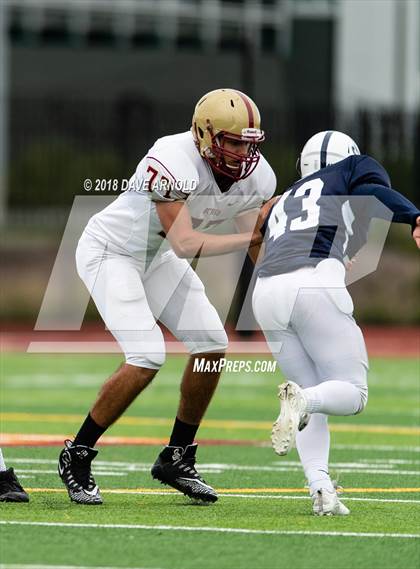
[1,353,419,569]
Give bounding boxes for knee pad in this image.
[187,328,229,355]
[126,349,166,370]
[122,333,166,369]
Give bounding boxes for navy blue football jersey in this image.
[258,155,419,277]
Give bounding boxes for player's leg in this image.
[251,322,348,515]
[146,252,228,431]
[0,448,29,502]
[289,288,366,516]
[77,237,166,428]
[296,413,349,515]
[82,364,157,435]
[292,284,368,417]
[253,274,349,515]
[296,413,331,493]
[255,286,367,453]
[255,263,368,418]
[144,252,228,502]
[149,351,224,502]
[253,323,336,488]
[58,236,165,504]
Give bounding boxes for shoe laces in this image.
[66,447,95,489]
[71,460,94,488]
[176,455,200,478]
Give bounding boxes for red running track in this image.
[1,324,419,357]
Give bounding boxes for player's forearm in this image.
[246,242,267,265]
[247,245,261,264]
[352,183,420,229]
[170,230,261,258]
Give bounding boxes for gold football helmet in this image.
[191,88,265,180]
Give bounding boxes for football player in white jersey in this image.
[58,88,276,505]
[253,130,420,516]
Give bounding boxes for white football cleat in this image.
[311,487,350,516]
[271,381,309,455]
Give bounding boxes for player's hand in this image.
[256,196,280,231]
[413,216,420,249]
[250,196,280,246]
[250,225,264,247]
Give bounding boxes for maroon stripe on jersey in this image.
[235,91,254,128]
[147,156,177,182]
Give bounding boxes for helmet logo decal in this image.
[241,128,262,140]
[320,130,334,169]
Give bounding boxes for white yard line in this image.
[212,494,420,504]
[1,520,418,540]
[0,566,159,569]
[360,459,420,465]
[0,565,161,569]
[334,444,420,452]
[14,469,126,477]
[98,490,420,504]
[11,458,420,468]
[13,466,420,476]
[21,488,420,504]
[9,459,420,476]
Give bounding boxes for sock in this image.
[0,448,6,472]
[168,417,199,448]
[296,413,334,493]
[73,413,106,448]
[303,380,364,415]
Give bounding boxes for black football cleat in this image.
[151,444,217,503]
[0,468,29,502]
[58,440,102,505]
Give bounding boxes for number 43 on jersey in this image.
[268,178,324,241]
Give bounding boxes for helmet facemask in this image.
[201,123,265,181]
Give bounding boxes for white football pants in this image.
[253,258,368,491]
[76,232,228,369]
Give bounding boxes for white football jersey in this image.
[85,131,276,259]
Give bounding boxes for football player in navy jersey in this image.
[252,131,420,516]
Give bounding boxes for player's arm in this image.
[234,209,264,264]
[351,183,420,249]
[156,201,263,258]
[234,197,280,264]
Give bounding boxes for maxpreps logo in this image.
[193,358,277,373]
